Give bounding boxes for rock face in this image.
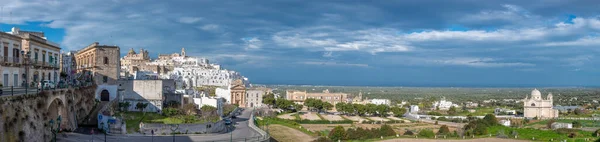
[0,85,97,142]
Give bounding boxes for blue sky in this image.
[2,0,600,87]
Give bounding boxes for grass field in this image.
[120,112,220,133]
[487,125,596,142]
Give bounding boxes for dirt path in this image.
[379,138,528,142]
[268,124,316,142]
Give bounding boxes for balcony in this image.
[0,56,21,66]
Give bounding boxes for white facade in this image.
[0,32,24,87]
[410,105,419,113]
[60,51,75,82]
[246,89,265,108]
[369,99,391,105]
[499,120,511,127]
[432,97,457,110]
[193,97,224,116]
[216,86,231,104]
[523,89,559,118]
[551,122,572,129]
[168,66,246,88]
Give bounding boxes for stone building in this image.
[230,79,246,107]
[1,31,25,87]
[75,42,120,101]
[246,87,272,108]
[60,51,76,83]
[523,89,559,118]
[286,89,348,105]
[1,27,62,87]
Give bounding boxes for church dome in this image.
[531,89,542,99]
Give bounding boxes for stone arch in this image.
[531,103,536,106]
[100,89,110,101]
[46,97,68,130]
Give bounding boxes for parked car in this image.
[224,118,232,125]
[38,80,56,90]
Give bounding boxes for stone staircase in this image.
[80,101,108,125]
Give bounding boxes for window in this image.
[103,76,108,83]
[531,103,536,106]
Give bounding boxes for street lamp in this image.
[48,115,61,142]
[170,124,179,142]
[20,51,31,94]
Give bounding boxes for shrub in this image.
[418,129,435,138]
[163,108,180,117]
[438,125,450,135]
[328,126,346,141]
[312,137,333,142]
[555,128,578,134]
[572,121,582,128]
[427,111,443,116]
[547,119,556,129]
[435,121,438,125]
[379,124,396,137]
[593,128,600,137]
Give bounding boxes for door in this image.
[3,46,7,62]
[100,90,110,101]
[3,74,8,87]
[13,74,18,87]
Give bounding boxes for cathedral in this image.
[523,89,559,118]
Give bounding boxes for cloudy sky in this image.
[2,0,600,87]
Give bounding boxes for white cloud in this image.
[272,27,412,54]
[432,58,535,67]
[322,51,333,58]
[462,4,535,23]
[541,37,600,47]
[198,24,220,31]
[242,37,262,50]
[300,61,369,68]
[177,17,203,24]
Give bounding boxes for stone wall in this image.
[139,120,226,135]
[0,85,97,142]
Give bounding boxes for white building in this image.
[551,122,572,129]
[118,79,176,112]
[495,108,516,115]
[216,86,231,104]
[60,51,76,83]
[369,99,391,106]
[193,96,224,116]
[432,97,458,110]
[499,120,511,127]
[410,105,419,113]
[523,89,559,118]
[1,31,25,87]
[246,89,266,108]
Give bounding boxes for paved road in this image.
[58,108,264,142]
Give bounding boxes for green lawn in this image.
[487,125,596,142]
[526,119,600,127]
[120,112,220,133]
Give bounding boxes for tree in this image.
[448,106,458,115]
[438,125,450,135]
[135,102,148,112]
[376,104,390,116]
[366,104,378,116]
[312,137,333,142]
[354,104,368,116]
[336,102,346,114]
[574,108,585,115]
[118,102,131,112]
[328,126,347,141]
[322,102,333,112]
[483,114,499,126]
[294,104,304,111]
[166,100,180,108]
[390,107,407,117]
[262,93,276,108]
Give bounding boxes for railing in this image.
[0,86,57,96]
[249,110,270,142]
[0,56,21,65]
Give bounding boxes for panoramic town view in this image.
[1,0,600,142]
